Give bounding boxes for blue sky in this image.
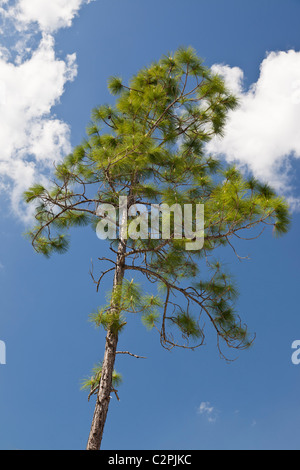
[0,0,300,450]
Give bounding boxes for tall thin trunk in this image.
[86,205,128,450]
[86,328,119,450]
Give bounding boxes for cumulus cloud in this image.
[2,0,92,33]
[0,34,77,220]
[198,402,218,423]
[208,50,300,208]
[0,0,91,221]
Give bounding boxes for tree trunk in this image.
[86,209,128,450]
[86,328,119,450]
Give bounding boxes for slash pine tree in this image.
[24,47,290,450]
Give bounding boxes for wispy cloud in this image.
[198,402,218,423]
[0,0,92,222]
[208,50,300,210]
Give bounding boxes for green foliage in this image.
[90,280,162,333]
[108,76,124,95]
[81,362,122,392]
[171,312,203,340]
[24,184,46,203]
[24,47,291,355]
[24,232,69,258]
[142,311,160,330]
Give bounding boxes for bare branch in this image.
[116,351,147,359]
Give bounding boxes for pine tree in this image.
[24,47,290,450]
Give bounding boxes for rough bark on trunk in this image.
[86,328,119,450]
[86,213,128,450]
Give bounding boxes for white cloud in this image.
[4,0,92,33]
[208,50,300,206]
[198,402,218,423]
[0,0,92,221]
[211,63,245,96]
[0,33,77,221]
